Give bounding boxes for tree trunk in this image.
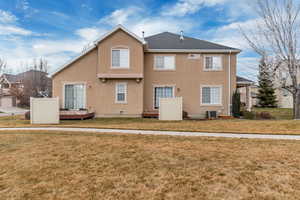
[294,88,300,119]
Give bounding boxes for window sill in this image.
[203,69,223,72]
[111,66,130,69]
[153,69,176,71]
[115,102,128,104]
[200,104,223,107]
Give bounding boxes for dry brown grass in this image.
[0,131,299,199]
[1,116,300,135]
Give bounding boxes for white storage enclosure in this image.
[30,97,59,124]
[159,97,183,121]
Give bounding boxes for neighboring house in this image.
[274,68,293,108]
[0,70,52,107]
[0,74,20,107]
[52,25,241,118]
[236,76,255,110]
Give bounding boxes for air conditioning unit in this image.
[206,111,218,119]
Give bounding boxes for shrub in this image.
[232,91,241,118]
[243,111,256,119]
[257,111,273,120]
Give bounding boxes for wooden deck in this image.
[59,110,95,120]
[142,111,159,118]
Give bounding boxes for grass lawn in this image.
[0,131,299,199]
[253,107,293,120]
[1,115,300,135]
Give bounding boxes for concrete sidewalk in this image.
[0,127,300,140]
[0,107,28,117]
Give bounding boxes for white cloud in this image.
[81,4,92,11]
[162,0,227,17]
[129,18,194,37]
[98,7,194,37]
[75,27,107,41]
[0,24,32,36]
[100,6,142,25]
[0,9,32,36]
[210,19,261,50]
[17,0,30,11]
[0,10,18,24]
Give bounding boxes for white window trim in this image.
[115,82,127,104]
[111,47,130,69]
[152,84,176,110]
[200,85,223,106]
[62,82,87,110]
[203,55,223,71]
[153,55,176,71]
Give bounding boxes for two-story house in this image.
[52,25,241,118]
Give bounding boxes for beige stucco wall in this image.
[144,53,237,118]
[52,30,144,117]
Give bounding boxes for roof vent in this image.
[180,30,184,41]
[142,31,145,39]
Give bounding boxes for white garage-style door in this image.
[0,97,13,107]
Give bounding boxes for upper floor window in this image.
[204,56,222,71]
[201,86,222,105]
[154,55,175,70]
[112,49,129,68]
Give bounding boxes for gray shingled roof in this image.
[145,32,239,50]
[237,76,254,83]
[3,74,19,83]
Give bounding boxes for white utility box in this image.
[30,97,59,124]
[159,97,183,121]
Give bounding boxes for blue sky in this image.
[0,0,259,80]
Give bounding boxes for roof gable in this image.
[52,25,145,77]
[95,25,146,45]
[237,76,254,83]
[145,32,240,52]
[1,74,19,83]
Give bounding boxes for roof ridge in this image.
[145,31,239,50]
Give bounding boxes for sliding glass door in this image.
[154,86,174,109]
[64,84,85,110]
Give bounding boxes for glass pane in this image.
[202,87,211,104]
[65,85,74,109]
[164,56,175,69]
[211,87,220,104]
[117,93,125,101]
[120,49,129,68]
[65,84,84,109]
[117,84,125,93]
[112,50,120,67]
[212,56,221,69]
[205,57,212,69]
[154,87,174,108]
[155,56,164,69]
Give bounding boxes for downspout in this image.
[228,50,232,116]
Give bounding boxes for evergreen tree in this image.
[232,90,241,117]
[257,58,277,107]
